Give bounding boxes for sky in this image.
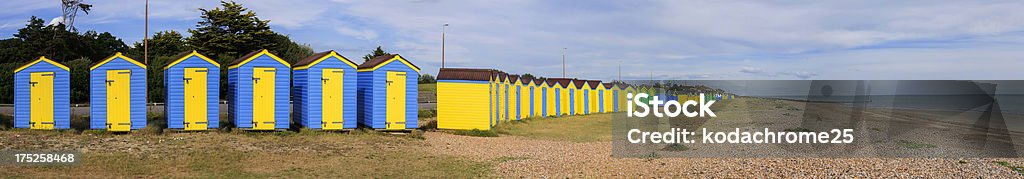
[2,0,1024,81]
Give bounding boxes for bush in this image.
[140,112,167,135]
[70,115,90,131]
[0,114,13,130]
[451,129,498,137]
[408,130,425,139]
[418,109,436,118]
[418,74,436,84]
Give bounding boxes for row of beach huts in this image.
[13,49,420,131]
[434,68,734,131]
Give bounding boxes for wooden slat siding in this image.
[357,55,419,129]
[227,52,291,130]
[164,54,221,129]
[90,56,147,130]
[14,58,71,129]
[437,80,490,130]
[292,55,358,129]
[293,68,309,127]
[437,68,495,130]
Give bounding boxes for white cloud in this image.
[333,25,378,41]
[739,66,763,74]
[688,73,713,79]
[5,0,1024,81]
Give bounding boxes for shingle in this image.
[437,68,494,81]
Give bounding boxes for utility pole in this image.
[442,23,448,68]
[144,0,148,64]
[562,47,567,78]
[618,61,621,82]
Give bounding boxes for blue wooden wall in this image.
[227,53,290,130]
[293,56,357,129]
[164,55,220,129]
[14,59,71,129]
[356,57,419,129]
[90,55,147,130]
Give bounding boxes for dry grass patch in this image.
[0,130,492,178]
[494,113,613,143]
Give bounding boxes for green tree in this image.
[0,16,127,64]
[418,74,436,84]
[267,33,313,65]
[0,63,18,104]
[362,46,392,62]
[187,1,276,60]
[67,57,91,103]
[137,30,187,57]
[186,1,314,100]
[146,56,172,103]
[0,16,128,104]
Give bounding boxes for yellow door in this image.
[322,68,344,130]
[184,68,208,131]
[106,70,131,131]
[30,72,54,130]
[386,71,407,130]
[252,67,276,130]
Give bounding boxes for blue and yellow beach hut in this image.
[164,51,220,131]
[14,57,70,130]
[293,50,358,130]
[505,74,520,121]
[542,79,556,117]
[546,78,574,116]
[615,84,628,112]
[623,85,635,110]
[357,54,419,130]
[602,83,614,113]
[492,72,507,124]
[90,53,147,131]
[573,79,587,115]
[518,77,532,120]
[586,80,601,114]
[436,68,495,130]
[531,79,544,118]
[227,49,291,130]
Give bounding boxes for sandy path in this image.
[423,132,1024,178]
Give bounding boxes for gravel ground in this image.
[1,129,1022,177]
[424,132,1024,178]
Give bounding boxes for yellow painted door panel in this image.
[252,67,276,130]
[184,68,208,130]
[30,72,54,130]
[107,70,131,131]
[386,71,407,130]
[322,68,344,130]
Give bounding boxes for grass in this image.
[783,127,813,132]
[996,161,1024,174]
[451,129,500,137]
[0,114,12,130]
[418,109,437,118]
[895,140,936,149]
[493,113,614,143]
[493,156,530,163]
[0,130,493,178]
[418,83,436,93]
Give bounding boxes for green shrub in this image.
[451,129,498,137]
[0,114,13,130]
[418,109,436,118]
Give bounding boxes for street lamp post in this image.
[442,23,448,68]
[144,0,148,65]
[562,47,567,78]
